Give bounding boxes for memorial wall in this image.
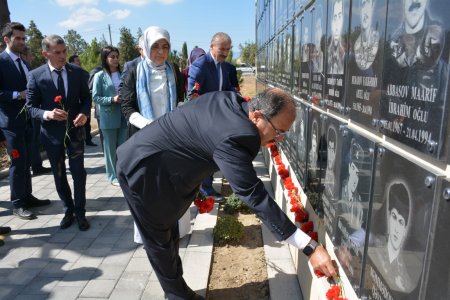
[256,0,450,299]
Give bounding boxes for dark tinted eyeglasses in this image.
[261,113,288,138]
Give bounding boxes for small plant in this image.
[223,193,250,214]
[213,215,244,245]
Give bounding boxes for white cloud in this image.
[109,9,131,20]
[59,7,106,29]
[108,0,182,6]
[55,0,99,7]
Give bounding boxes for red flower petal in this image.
[11,149,20,159]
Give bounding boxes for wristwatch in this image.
[302,239,319,257]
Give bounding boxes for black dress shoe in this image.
[13,207,36,220]
[27,195,51,207]
[0,227,11,235]
[60,215,74,229]
[86,141,97,146]
[32,166,52,176]
[77,216,90,231]
[212,193,224,203]
[0,240,4,247]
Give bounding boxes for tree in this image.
[117,26,138,67]
[80,38,102,72]
[0,0,10,51]
[168,49,180,66]
[239,42,256,66]
[26,20,46,69]
[136,27,143,41]
[226,50,234,64]
[64,29,87,57]
[180,42,188,70]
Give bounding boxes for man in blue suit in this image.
[187,32,237,202]
[0,22,51,221]
[26,35,91,231]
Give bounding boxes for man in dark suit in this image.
[116,88,337,299]
[187,32,237,202]
[26,35,91,231]
[0,22,51,221]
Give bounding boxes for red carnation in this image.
[308,231,318,242]
[314,270,325,278]
[300,221,314,233]
[295,210,309,223]
[11,148,20,159]
[194,82,200,90]
[326,285,341,300]
[54,95,63,103]
[195,196,215,214]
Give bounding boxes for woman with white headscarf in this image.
[120,26,189,242]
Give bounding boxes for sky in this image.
[8,0,256,58]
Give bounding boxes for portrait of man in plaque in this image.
[389,0,447,87]
[302,25,310,63]
[296,107,306,162]
[327,0,345,74]
[324,126,337,199]
[308,120,319,175]
[369,181,421,294]
[354,0,380,70]
[312,8,324,73]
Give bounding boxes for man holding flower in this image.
[26,35,91,231]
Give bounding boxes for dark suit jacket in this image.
[0,51,30,129]
[117,91,297,241]
[187,52,234,97]
[121,61,184,136]
[26,63,91,145]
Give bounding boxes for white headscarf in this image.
[142,26,170,70]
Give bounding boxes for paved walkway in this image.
[0,135,301,300]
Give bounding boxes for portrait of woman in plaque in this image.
[324,126,337,199]
[327,0,345,74]
[308,120,319,180]
[354,0,380,70]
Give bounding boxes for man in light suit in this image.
[0,22,50,221]
[117,88,337,300]
[187,32,237,201]
[26,35,91,231]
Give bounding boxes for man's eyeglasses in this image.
[261,113,288,138]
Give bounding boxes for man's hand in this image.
[309,245,338,278]
[113,95,121,103]
[47,108,68,121]
[73,113,87,127]
[19,90,27,100]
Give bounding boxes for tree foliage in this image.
[239,42,256,66]
[80,38,102,72]
[26,20,46,69]
[0,0,11,51]
[64,29,87,57]
[180,42,188,70]
[117,26,138,67]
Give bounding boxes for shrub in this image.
[223,193,250,214]
[213,215,244,245]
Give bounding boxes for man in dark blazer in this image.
[187,32,237,202]
[0,22,50,221]
[26,35,91,231]
[116,88,337,300]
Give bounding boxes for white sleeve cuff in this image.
[13,91,19,99]
[43,111,50,121]
[285,228,311,250]
[129,112,152,129]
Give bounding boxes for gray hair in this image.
[211,32,232,45]
[42,35,65,52]
[248,88,295,119]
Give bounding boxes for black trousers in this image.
[117,162,196,300]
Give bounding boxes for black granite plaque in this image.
[334,130,376,296]
[380,0,450,160]
[292,101,309,187]
[420,177,450,299]
[310,0,327,105]
[300,11,312,97]
[346,0,387,127]
[306,108,323,195]
[362,148,436,299]
[293,16,303,97]
[325,0,350,112]
[321,117,346,237]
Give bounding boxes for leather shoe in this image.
[212,193,224,203]
[0,227,11,235]
[13,207,36,220]
[77,216,90,231]
[60,214,74,229]
[33,166,52,176]
[27,195,51,207]
[86,141,97,146]
[0,240,4,247]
